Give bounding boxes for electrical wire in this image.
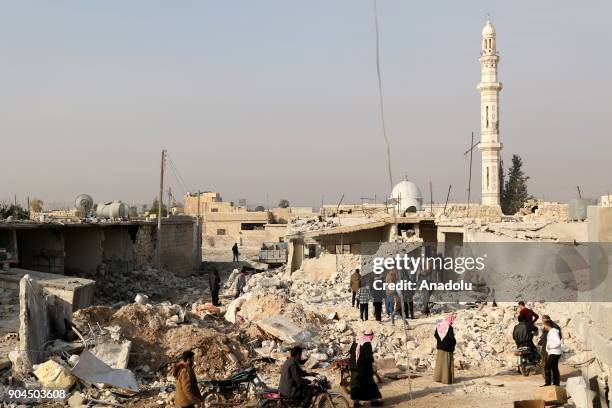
[373,0,394,192]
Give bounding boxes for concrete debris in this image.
[92,340,132,369]
[71,350,139,392]
[16,275,50,373]
[33,359,76,390]
[566,376,597,408]
[257,315,312,344]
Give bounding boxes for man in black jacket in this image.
[279,346,315,408]
[513,315,539,361]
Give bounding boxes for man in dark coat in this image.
[232,243,240,262]
[209,268,221,306]
[349,329,383,407]
[350,269,362,308]
[279,346,315,408]
[513,314,539,360]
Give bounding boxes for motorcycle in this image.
[513,346,541,376]
[199,365,268,407]
[257,375,350,408]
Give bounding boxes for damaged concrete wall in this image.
[17,229,64,274]
[64,228,104,274]
[17,275,50,370]
[102,226,136,273]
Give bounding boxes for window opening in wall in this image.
[216,229,226,235]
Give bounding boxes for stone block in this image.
[532,385,567,405]
[33,359,76,390]
[256,315,312,344]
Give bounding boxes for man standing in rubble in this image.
[350,268,362,308]
[232,243,240,262]
[235,268,247,298]
[209,268,221,306]
[538,315,562,380]
[173,350,203,408]
[518,301,539,324]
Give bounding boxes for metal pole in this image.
[467,132,474,217]
[429,181,434,215]
[157,149,166,269]
[443,185,452,216]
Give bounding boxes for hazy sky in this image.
[1,1,610,209]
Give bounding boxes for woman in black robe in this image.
[349,329,383,407]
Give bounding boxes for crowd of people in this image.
[192,266,566,407]
[512,301,564,387]
[350,268,416,324]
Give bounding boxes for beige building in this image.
[184,192,299,257]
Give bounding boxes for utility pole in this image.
[443,185,452,216]
[157,149,166,269]
[429,181,434,216]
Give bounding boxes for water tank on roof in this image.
[390,178,423,213]
[96,201,129,220]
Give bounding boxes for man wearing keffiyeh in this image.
[349,329,383,407]
[433,314,457,384]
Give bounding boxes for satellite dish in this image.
[75,194,94,216]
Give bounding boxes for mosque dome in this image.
[390,178,423,213]
[482,20,495,37]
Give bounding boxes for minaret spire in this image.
[478,18,503,206]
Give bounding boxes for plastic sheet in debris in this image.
[71,350,139,392]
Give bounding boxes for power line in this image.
[373,0,393,192]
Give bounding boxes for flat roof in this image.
[0,216,195,230]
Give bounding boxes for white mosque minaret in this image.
[478,19,503,206]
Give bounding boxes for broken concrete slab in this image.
[18,275,50,371]
[71,350,138,392]
[256,315,312,344]
[92,340,132,370]
[33,359,76,390]
[566,377,596,408]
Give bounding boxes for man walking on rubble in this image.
[209,268,221,306]
[350,268,362,308]
[357,281,371,321]
[174,350,203,408]
[232,243,240,262]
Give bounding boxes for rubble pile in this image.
[224,264,586,376]
[286,216,339,234]
[73,302,252,379]
[72,266,211,304]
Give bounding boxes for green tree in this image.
[0,202,30,220]
[148,198,167,216]
[278,199,290,208]
[501,155,532,215]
